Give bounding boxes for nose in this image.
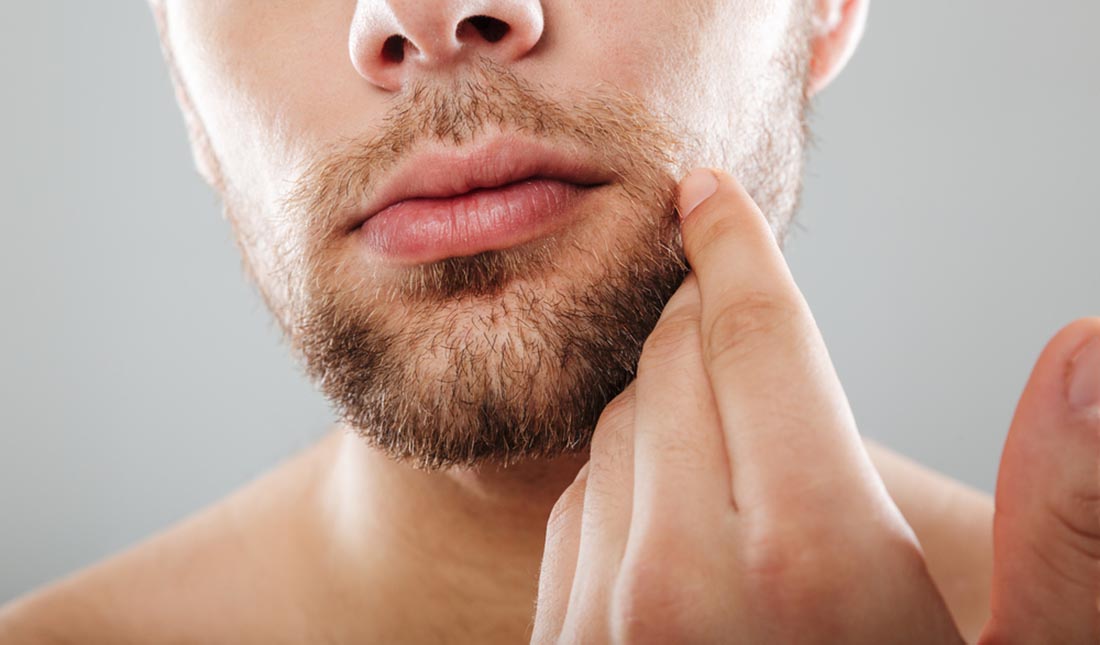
[350,0,545,92]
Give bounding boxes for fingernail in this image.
[1068,337,1100,411]
[678,169,719,221]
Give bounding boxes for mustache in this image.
[282,56,688,242]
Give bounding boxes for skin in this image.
[531,170,1100,642]
[3,0,1098,643]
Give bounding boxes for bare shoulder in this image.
[865,439,995,643]
[0,507,246,645]
[0,434,337,645]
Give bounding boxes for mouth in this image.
[349,136,614,265]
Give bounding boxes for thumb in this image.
[981,317,1100,644]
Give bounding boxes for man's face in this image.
[157,0,812,468]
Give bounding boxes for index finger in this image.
[677,169,877,513]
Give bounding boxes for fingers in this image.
[677,169,876,515]
[629,273,734,532]
[600,274,736,642]
[672,169,961,643]
[981,317,1100,645]
[532,463,588,644]
[559,383,636,639]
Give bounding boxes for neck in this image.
[314,428,587,641]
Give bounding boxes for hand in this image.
[530,168,1100,643]
[980,316,1100,642]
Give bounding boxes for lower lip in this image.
[357,179,592,264]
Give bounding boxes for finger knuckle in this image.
[1058,486,1100,542]
[639,316,700,369]
[1027,424,1100,589]
[743,536,833,593]
[611,554,706,643]
[738,514,928,629]
[738,526,859,622]
[595,388,634,434]
[589,391,634,474]
[703,291,797,367]
[685,206,743,262]
[1044,488,1100,565]
[588,427,628,478]
[653,438,711,477]
[545,480,586,542]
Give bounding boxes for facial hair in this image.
[232,42,810,470]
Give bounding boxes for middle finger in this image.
[629,272,735,539]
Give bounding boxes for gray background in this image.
[1,2,1097,602]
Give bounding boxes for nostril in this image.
[458,15,511,44]
[381,35,407,63]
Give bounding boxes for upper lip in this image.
[347,135,614,231]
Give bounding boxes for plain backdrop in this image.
[2,2,1097,602]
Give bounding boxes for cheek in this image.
[559,0,798,169]
[166,1,375,207]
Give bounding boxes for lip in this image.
[347,136,615,264]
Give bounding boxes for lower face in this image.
[160,1,812,468]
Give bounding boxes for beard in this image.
[226,35,811,470]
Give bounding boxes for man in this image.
[2,0,1097,642]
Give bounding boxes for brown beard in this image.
[231,39,811,470]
